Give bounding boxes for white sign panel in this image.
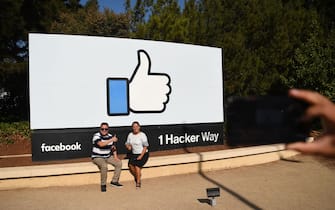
[29,34,223,129]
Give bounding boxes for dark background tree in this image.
[1,0,334,122]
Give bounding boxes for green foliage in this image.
[0,121,30,144]
[1,0,335,123]
[0,0,25,61]
[0,62,28,121]
[286,14,335,100]
[1,0,131,122]
[134,0,185,41]
[50,1,130,37]
[131,0,335,98]
[21,0,68,32]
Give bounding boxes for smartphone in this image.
[225,96,311,147]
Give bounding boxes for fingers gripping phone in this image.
[225,96,311,146]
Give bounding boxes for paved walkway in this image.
[1,155,335,210]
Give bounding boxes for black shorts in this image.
[128,152,149,167]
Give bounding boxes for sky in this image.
[79,0,130,13]
[80,0,185,13]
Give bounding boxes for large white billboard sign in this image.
[29,33,224,161]
[29,34,223,129]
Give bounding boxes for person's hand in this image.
[137,155,143,160]
[286,89,335,157]
[111,135,118,142]
[125,144,132,151]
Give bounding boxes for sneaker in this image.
[101,185,106,192]
[110,182,123,188]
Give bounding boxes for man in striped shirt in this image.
[92,122,123,192]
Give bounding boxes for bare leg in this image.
[135,166,141,187]
[128,163,137,181]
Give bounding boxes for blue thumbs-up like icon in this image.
[107,50,171,116]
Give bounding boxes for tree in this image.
[0,0,25,62]
[133,0,187,42]
[0,62,27,121]
[222,0,321,96]
[50,0,130,37]
[287,12,335,100]
[1,0,335,122]
[0,0,29,121]
[182,0,200,44]
[197,0,224,46]
[312,0,335,32]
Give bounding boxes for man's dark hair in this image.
[100,122,109,127]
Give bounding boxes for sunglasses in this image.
[100,128,109,131]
